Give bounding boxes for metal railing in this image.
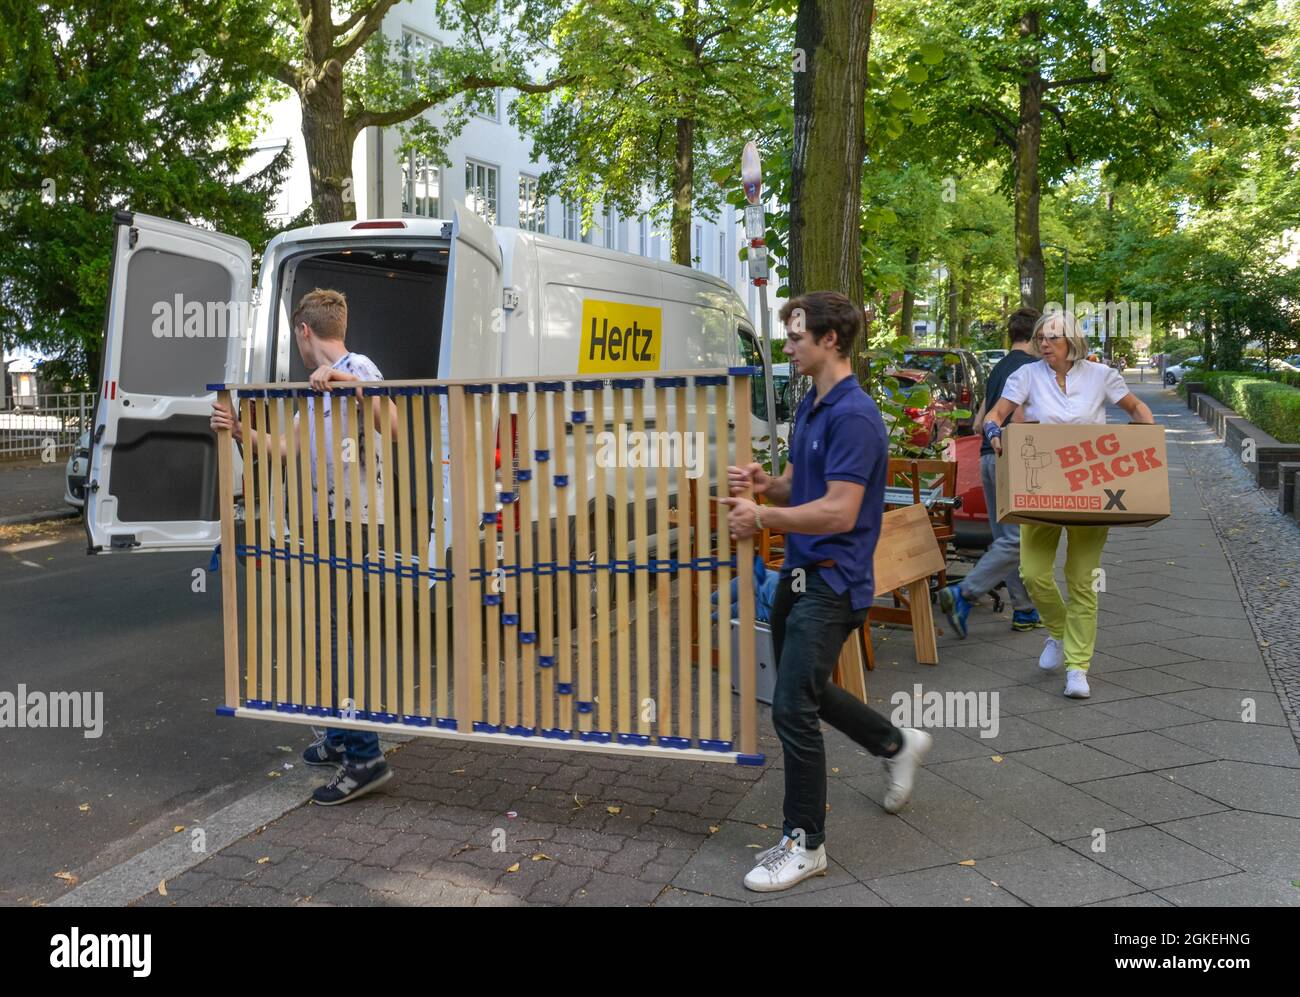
[0,392,95,460]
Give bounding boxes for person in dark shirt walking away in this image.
[938,307,1043,637]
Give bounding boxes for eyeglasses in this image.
[1034,334,1066,344]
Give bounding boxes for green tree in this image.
[515,0,787,264]
[0,0,289,384]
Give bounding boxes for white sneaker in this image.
[1039,636,1065,671]
[882,728,933,814]
[743,836,828,893]
[1064,668,1091,698]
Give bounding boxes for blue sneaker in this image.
[311,755,392,806]
[1012,608,1045,632]
[302,734,345,768]
[937,583,971,639]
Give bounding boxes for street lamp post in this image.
[741,141,781,475]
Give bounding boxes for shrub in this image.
[1197,372,1300,443]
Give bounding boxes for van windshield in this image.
[283,247,449,381]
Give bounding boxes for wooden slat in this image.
[431,392,448,719]
[731,373,757,755]
[297,397,319,709]
[448,387,481,726]
[364,394,382,714]
[674,385,690,740]
[693,382,712,742]
[592,383,611,733]
[256,396,273,704]
[501,391,520,730]
[515,387,538,732]
[550,389,572,732]
[480,392,500,727]
[346,395,367,714]
[268,395,287,705]
[380,394,399,716]
[284,394,303,707]
[394,392,415,717]
[329,391,349,714]
[216,391,240,710]
[313,393,331,710]
[612,386,631,735]
[239,395,257,704]
[572,387,593,732]
[413,390,432,719]
[536,389,556,729]
[654,386,671,740]
[631,385,650,735]
[714,385,731,745]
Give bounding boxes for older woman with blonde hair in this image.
[983,311,1155,699]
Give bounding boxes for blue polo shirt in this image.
[782,374,888,610]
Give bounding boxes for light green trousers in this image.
[1019,523,1110,671]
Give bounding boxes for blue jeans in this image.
[770,571,903,848]
[959,453,1033,610]
[315,524,382,762]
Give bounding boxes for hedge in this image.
[1195,371,1300,443]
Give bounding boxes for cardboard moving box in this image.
[996,423,1169,527]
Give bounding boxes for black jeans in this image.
[770,570,903,848]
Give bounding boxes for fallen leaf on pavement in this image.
[506,862,520,873]
[958,859,976,867]
[267,771,281,778]
[606,806,621,815]
[256,857,270,865]
[708,825,720,834]
[158,880,167,896]
[54,871,77,886]
[173,825,185,833]
[991,755,1004,763]
[530,853,551,862]
[78,804,90,812]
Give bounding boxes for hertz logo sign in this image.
[578,299,661,374]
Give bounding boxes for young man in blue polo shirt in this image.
[723,291,932,893]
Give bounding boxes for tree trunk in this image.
[960,266,973,341]
[300,59,356,223]
[671,115,695,266]
[946,268,959,346]
[1014,11,1044,310]
[790,0,873,372]
[900,244,919,339]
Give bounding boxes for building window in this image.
[603,206,617,249]
[563,201,581,241]
[638,216,649,256]
[718,230,727,277]
[518,175,545,232]
[465,160,498,225]
[693,225,703,269]
[401,154,440,218]
[401,28,439,85]
[468,87,500,121]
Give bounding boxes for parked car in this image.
[64,429,90,508]
[951,433,990,550]
[902,348,986,434]
[1164,356,1203,385]
[881,368,956,449]
[979,349,1008,371]
[1245,357,1300,374]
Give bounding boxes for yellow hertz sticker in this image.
[578,299,662,374]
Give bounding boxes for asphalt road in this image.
[0,517,315,906]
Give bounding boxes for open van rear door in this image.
[439,202,502,379]
[86,211,252,553]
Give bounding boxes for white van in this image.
[84,204,773,557]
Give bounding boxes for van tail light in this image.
[351,220,407,229]
[960,386,971,406]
